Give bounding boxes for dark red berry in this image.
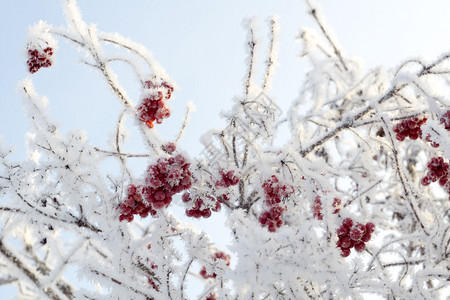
[340,248,351,257]
[354,241,366,252]
[342,218,353,228]
[365,222,375,233]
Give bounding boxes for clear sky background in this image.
[1,0,450,298]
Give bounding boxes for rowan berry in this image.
[27,46,54,74]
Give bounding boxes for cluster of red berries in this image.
[336,218,375,257]
[162,142,176,154]
[258,205,285,233]
[137,80,174,128]
[182,192,221,218]
[261,175,295,206]
[119,154,192,222]
[215,169,239,188]
[393,117,427,141]
[144,154,192,207]
[27,47,53,74]
[200,251,230,279]
[421,157,450,196]
[119,185,157,222]
[258,175,294,232]
[440,110,450,131]
[214,169,239,205]
[312,196,341,220]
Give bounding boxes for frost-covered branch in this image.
[3,0,449,299]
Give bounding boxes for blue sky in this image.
[1,0,450,298]
[2,1,450,161]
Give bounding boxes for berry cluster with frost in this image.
[137,80,174,128]
[215,169,239,188]
[259,205,285,232]
[421,157,450,198]
[182,192,221,218]
[119,154,192,222]
[118,185,156,222]
[27,46,53,74]
[312,196,342,220]
[200,251,231,279]
[393,117,427,141]
[312,196,323,220]
[143,154,192,208]
[259,175,294,232]
[261,175,294,206]
[440,110,450,131]
[336,218,375,257]
[162,142,176,154]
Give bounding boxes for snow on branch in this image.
[1,0,449,299]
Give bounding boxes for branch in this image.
[380,117,429,235]
[244,18,257,95]
[304,0,348,71]
[180,259,194,300]
[262,16,279,91]
[16,193,102,234]
[93,147,151,158]
[90,269,155,299]
[0,240,62,300]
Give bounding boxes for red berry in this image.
[340,236,353,249]
[337,225,349,237]
[340,248,351,257]
[421,176,431,186]
[350,223,366,241]
[354,241,366,252]
[365,222,375,233]
[342,218,353,228]
[361,232,371,242]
